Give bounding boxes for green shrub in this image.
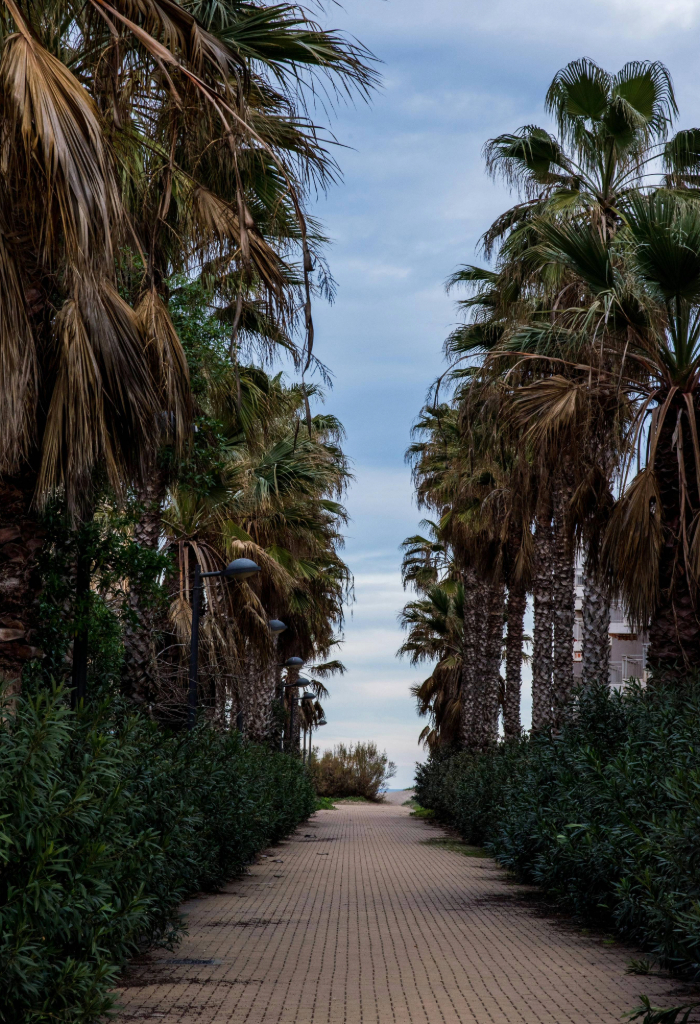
[310,742,396,800]
[0,683,314,1023]
[415,682,700,976]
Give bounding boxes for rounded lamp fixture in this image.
[318,717,327,726]
[301,691,315,701]
[269,619,287,634]
[223,557,261,580]
[297,676,310,686]
[285,656,304,667]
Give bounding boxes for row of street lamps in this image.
[187,557,326,754]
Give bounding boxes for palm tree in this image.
[479,58,688,705]
[399,582,464,750]
[509,193,700,675]
[151,367,351,729]
[0,0,374,690]
[482,58,678,253]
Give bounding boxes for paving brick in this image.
[114,798,700,1023]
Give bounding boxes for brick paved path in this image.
[115,798,698,1023]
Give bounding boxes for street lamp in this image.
[188,557,261,730]
[269,619,287,635]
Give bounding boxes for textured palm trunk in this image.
[460,566,477,749]
[245,637,278,743]
[648,397,700,675]
[481,579,505,748]
[0,471,45,692]
[122,471,166,704]
[582,569,610,686]
[504,582,526,740]
[532,509,553,730]
[551,485,575,725]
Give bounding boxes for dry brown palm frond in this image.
[602,466,662,627]
[1,2,120,264]
[220,527,294,595]
[189,184,288,295]
[37,277,158,509]
[510,373,589,448]
[135,288,191,451]
[107,0,242,80]
[0,218,35,474]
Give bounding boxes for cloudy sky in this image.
[301,0,700,788]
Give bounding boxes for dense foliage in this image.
[311,742,396,800]
[415,682,700,976]
[0,681,314,1024]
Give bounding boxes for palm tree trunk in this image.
[551,484,575,725]
[122,470,165,703]
[245,637,278,744]
[648,397,700,675]
[532,508,553,730]
[482,579,504,747]
[504,582,526,739]
[0,471,44,692]
[582,568,610,686]
[460,566,477,749]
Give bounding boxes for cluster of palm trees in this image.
[0,0,375,740]
[401,58,700,751]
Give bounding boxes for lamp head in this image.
[223,557,261,580]
[297,676,310,686]
[318,717,327,726]
[284,656,304,667]
[269,619,287,635]
[301,691,315,701]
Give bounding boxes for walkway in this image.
[115,795,699,1023]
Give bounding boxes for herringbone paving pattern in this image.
[114,797,699,1023]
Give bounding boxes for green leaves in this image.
[0,684,314,1021]
[415,680,700,976]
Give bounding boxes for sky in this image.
[299,0,700,788]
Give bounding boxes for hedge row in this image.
[415,682,700,976]
[0,684,315,1023]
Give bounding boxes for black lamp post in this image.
[279,657,304,750]
[282,672,310,752]
[188,557,261,730]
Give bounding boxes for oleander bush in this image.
[310,742,396,800]
[415,681,700,976]
[0,681,315,1024]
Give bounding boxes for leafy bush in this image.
[311,742,396,800]
[0,683,314,1024]
[415,682,700,976]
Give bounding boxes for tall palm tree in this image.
[508,193,700,675]
[399,582,464,750]
[0,0,374,690]
[473,58,684,713]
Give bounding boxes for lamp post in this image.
[286,674,310,751]
[188,557,261,730]
[280,657,303,750]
